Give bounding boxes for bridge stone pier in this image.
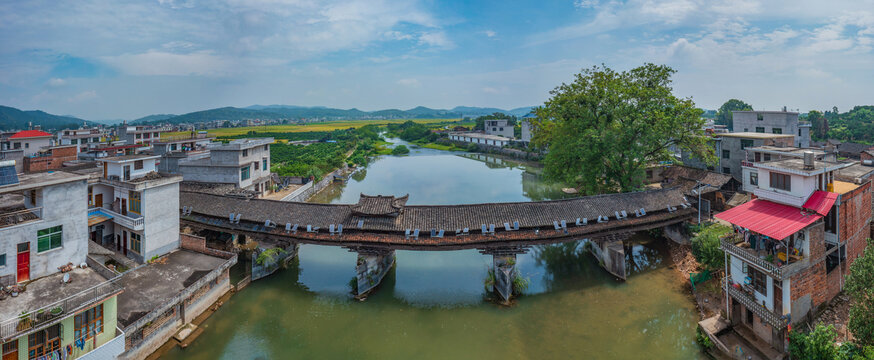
[480,247,529,303]
[351,247,395,299]
[589,233,632,280]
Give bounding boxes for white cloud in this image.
[484,30,496,38]
[67,90,97,103]
[419,31,454,49]
[47,78,66,87]
[101,50,233,76]
[397,78,421,87]
[574,0,599,9]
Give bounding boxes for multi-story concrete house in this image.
[740,146,832,192]
[682,132,794,181]
[732,110,811,148]
[118,125,171,146]
[483,119,514,139]
[89,155,182,263]
[58,128,109,153]
[715,154,871,354]
[519,113,535,143]
[1,130,53,157]
[171,138,274,196]
[0,164,125,359]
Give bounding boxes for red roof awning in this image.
[803,190,837,216]
[10,130,52,139]
[715,199,821,240]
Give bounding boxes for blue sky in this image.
[1,0,873,120]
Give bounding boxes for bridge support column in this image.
[663,223,689,245]
[251,242,299,281]
[480,247,528,304]
[353,248,395,299]
[590,233,630,280]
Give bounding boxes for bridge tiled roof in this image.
[351,194,408,216]
[181,187,689,234]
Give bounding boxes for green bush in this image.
[847,238,874,346]
[391,145,410,155]
[690,223,731,271]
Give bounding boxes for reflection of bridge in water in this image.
[180,187,695,302]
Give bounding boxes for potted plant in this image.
[50,307,63,316]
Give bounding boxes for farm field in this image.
[164,118,465,138]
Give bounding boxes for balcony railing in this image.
[741,161,755,168]
[0,277,123,342]
[722,277,787,328]
[0,207,43,229]
[96,207,144,231]
[720,235,785,279]
[77,326,126,360]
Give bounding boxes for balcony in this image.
[94,207,144,231]
[0,271,123,342]
[77,326,126,360]
[0,206,42,229]
[720,234,808,280]
[722,277,787,329]
[753,187,814,208]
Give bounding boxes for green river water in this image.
[163,139,705,360]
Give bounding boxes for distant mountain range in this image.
[0,105,96,131]
[0,104,538,130]
[131,105,538,125]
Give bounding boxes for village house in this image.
[22,144,79,173]
[682,132,795,181]
[713,153,872,355]
[447,132,512,148]
[483,119,514,139]
[731,110,811,148]
[57,128,111,154]
[1,130,54,157]
[166,138,274,197]
[0,164,126,359]
[88,155,183,263]
[118,125,171,147]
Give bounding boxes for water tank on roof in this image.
[803,151,815,170]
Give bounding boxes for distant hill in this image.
[0,105,95,131]
[131,104,539,125]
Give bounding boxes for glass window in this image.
[241,166,250,181]
[741,139,754,149]
[74,304,104,342]
[129,191,142,214]
[0,254,5,267]
[749,267,767,294]
[722,150,730,159]
[262,158,268,171]
[134,160,143,170]
[750,173,758,186]
[37,225,63,252]
[242,149,248,157]
[2,340,17,357]
[757,113,763,121]
[130,233,141,254]
[772,128,782,134]
[28,324,61,359]
[755,127,765,133]
[764,153,771,161]
[723,167,731,174]
[71,139,78,145]
[770,172,791,191]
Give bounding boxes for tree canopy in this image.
[530,63,715,194]
[847,238,874,346]
[824,106,874,144]
[715,99,752,131]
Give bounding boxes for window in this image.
[722,150,730,159]
[136,134,141,139]
[25,143,29,149]
[798,129,802,136]
[88,186,93,206]
[755,127,765,133]
[0,254,5,267]
[757,113,763,121]
[37,226,63,252]
[750,173,758,186]
[13,142,20,149]
[153,132,159,137]
[764,153,771,161]
[171,144,177,151]
[129,191,141,214]
[241,166,250,181]
[743,128,749,132]
[71,138,78,145]
[749,267,767,294]
[242,149,248,157]
[770,172,791,191]
[262,158,268,171]
[754,152,761,162]
[723,167,731,174]
[741,139,754,149]
[75,303,104,342]
[2,340,17,358]
[499,127,504,131]
[28,324,61,359]
[772,128,782,134]
[134,160,143,170]
[264,145,269,151]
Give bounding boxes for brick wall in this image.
[826,262,843,301]
[790,261,828,307]
[809,222,826,261]
[841,181,872,266]
[180,233,235,259]
[22,146,78,172]
[862,151,873,162]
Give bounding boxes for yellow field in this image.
[165,118,463,138]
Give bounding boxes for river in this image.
[163,139,705,360]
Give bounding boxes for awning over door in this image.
[715,199,821,240]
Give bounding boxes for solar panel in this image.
[0,164,18,186]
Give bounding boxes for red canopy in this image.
[715,199,821,240]
[803,190,838,216]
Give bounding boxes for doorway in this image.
[121,198,127,216]
[122,231,128,256]
[16,243,30,283]
[94,193,103,208]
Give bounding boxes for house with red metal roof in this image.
[714,152,871,354]
[1,130,53,157]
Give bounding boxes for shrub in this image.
[690,223,731,271]
[847,238,874,346]
[391,145,410,155]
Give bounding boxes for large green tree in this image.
[847,238,874,346]
[530,64,715,194]
[806,110,829,141]
[715,99,752,131]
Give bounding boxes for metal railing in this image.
[720,235,784,279]
[96,207,144,230]
[0,207,43,229]
[722,277,786,328]
[0,277,123,342]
